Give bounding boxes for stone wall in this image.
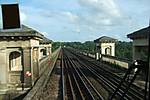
[83,52,131,69]
[101,55,131,69]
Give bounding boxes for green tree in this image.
[115,41,132,60]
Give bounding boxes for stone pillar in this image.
[47,47,49,56]
[0,48,7,89]
[96,52,99,60]
[99,53,102,59]
[38,48,40,60]
[22,47,32,87]
[95,45,99,60]
[111,44,115,56]
[46,47,49,56]
[50,47,52,55]
[39,48,42,60]
[32,47,39,85]
[35,48,39,77]
[49,47,52,56]
[37,47,40,72]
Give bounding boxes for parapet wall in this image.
[82,52,131,69]
[39,47,61,76]
[101,54,131,69]
[23,47,61,100]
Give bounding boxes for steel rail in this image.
[73,48,144,99]
[70,56,105,100]
[66,48,144,100]
[63,52,85,100]
[63,49,95,100]
[61,52,65,100]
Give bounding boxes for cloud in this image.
[48,0,123,33]
[63,12,79,23]
[75,26,81,33]
[15,0,149,42]
[79,0,121,17]
[71,0,138,35]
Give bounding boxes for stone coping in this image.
[23,47,61,100]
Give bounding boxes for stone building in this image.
[94,36,117,60]
[39,37,52,59]
[0,25,52,91]
[127,26,149,61]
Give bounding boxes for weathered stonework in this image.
[0,25,52,97]
[94,36,117,60]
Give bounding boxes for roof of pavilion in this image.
[40,36,52,44]
[0,25,43,38]
[94,36,117,43]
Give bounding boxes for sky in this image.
[0,0,149,42]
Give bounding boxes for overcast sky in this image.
[0,0,150,42]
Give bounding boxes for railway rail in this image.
[61,48,104,100]
[61,47,145,100]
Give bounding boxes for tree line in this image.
[52,41,133,60]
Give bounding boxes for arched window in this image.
[40,49,46,56]
[9,51,22,71]
[105,47,111,55]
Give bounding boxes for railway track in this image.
[61,48,104,100]
[61,47,145,100]
[76,48,146,99]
